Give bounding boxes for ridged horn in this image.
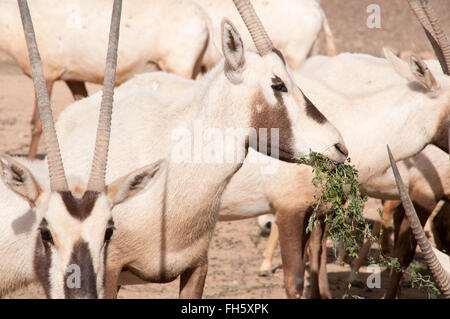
[387,145,450,298]
[17,0,69,192]
[87,0,122,192]
[232,0,273,56]
[409,0,450,75]
[407,0,443,71]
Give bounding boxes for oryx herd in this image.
[0,0,448,299]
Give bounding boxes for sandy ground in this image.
[1,0,448,299]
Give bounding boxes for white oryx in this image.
[0,0,347,298]
[0,0,164,298]
[195,0,336,71]
[128,0,450,299]
[0,0,212,158]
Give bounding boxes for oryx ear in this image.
[221,18,245,83]
[383,47,414,81]
[409,55,440,95]
[106,160,165,206]
[0,152,41,204]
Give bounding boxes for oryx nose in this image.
[335,143,349,158]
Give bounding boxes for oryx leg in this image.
[28,80,54,159]
[258,222,279,277]
[380,200,398,254]
[65,80,88,101]
[384,203,430,299]
[308,220,322,298]
[179,258,208,299]
[277,208,309,299]
[309,219,332,299]
[318,223,332,299]
[348,221,382,287]
[432,200,450,253]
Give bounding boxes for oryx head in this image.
[0,0,163,299]
[220,0,348,163]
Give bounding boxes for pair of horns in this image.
[408,0,450,75]
[18,0,122,193]
[232,0,273,56]
[388,145,450,298]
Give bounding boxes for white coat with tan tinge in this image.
[0,0,210,82]
[128,48,449,298]
[0,19,347,297]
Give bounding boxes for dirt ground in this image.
[1,0,448,299]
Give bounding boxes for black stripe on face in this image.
[59,191,99,221]
[250,89,295,160]
[302,92,327,124]
[64,240,98,299]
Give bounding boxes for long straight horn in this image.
[87,0,122,192]
[416,0,450,75]
[17,0,68,192]
[387,145,450,298]
[232,0,273,56]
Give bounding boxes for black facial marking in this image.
[271,76,288,93]
[59,191,99,221]
[302,92,327,124]
[64,240,98,299]
[104,227,114,242]
[272,48,286,66]
[250,90,295,161]
[39,227,54,245]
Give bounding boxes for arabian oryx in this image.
[0,0,213,158]
[196,0,337,71]
[265,0,449,298]
[0,0,164,298]
[130,0,450,299]
[0,0,347,298]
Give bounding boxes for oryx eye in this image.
[104,227,115,242]
[271,77,288,93]
[39,227,54,245]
